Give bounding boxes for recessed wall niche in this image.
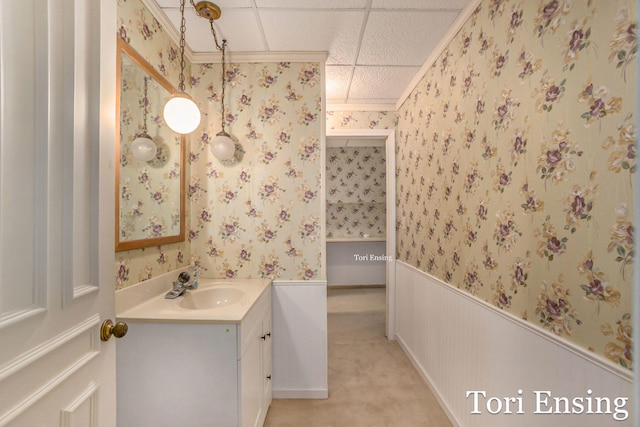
[326,138,387,287]
[325,141,386,241]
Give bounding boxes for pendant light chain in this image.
[208,19,227,132]
[142,76,149,133]
[178,0,187,93]
[162,0,201,135]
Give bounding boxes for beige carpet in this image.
[264,287,453,427]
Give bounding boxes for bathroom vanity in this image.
[116,277,272,427]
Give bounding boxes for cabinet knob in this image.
[267,375,271,380]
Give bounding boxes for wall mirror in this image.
[116,38,185,252]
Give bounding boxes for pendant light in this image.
[194,1,236,161]
[163,0,201,134]
[131,76,158,162]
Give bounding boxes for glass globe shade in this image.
[210,131,235,161]
[131,133,157,162]
[163,92,201,134]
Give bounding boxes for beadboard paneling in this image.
[395,261,633,427]
[271,280,328,398]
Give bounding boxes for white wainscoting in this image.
[395,261,633,427]
[271,280,328,398]
[327,241,387,286]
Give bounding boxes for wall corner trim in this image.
[395,0,483,111]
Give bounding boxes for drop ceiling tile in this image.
[259,10,364,64]
[256,0,368,8]
[371,0,468,9]
[357,10,459,66]
[349,66,418,101]
[325,66,352,101]
[164,8,265,52]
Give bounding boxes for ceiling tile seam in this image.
[350,0,372,67]
[344,0,372,102]
[250,0,270,51]
[342,67,357,104]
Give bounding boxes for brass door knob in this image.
[100,319,128,342]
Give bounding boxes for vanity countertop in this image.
[116,277,271,324]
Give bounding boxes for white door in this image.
[0,1,118,426]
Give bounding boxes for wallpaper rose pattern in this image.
[326,147,386,239]
[188,61,324,281]
[396,0,635,370]
[116,0,191,289]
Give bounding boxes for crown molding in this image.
[395,0,482,111]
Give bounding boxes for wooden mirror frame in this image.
[115,38,186,252]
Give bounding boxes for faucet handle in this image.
[177,272,190,283]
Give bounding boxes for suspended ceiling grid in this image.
[151,0,468,108]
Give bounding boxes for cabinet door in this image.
[262,311,273,407]
[240,325,262,427]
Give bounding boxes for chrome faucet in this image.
[164,271,198,299]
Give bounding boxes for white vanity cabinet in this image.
[239,287,272,427]
[116,283,272,427]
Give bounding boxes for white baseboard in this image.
[395,333,462,427]
[272,388,329,399]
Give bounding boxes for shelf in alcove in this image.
[326,237,386,243]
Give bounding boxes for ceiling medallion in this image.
[194,1,221,20]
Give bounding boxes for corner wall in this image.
[394,0,636,423]
[395,0,635,372]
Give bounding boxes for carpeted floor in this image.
[264,287,452,427]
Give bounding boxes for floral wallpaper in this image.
[115,0,191,289]
[326,147,386,239]
[326,110,396,130]
[116,0,325,285]
[396,0,635,370]
[188,61,324,281]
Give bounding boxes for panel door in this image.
[0,0,118,425]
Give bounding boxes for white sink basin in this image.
[179,287,244,310]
